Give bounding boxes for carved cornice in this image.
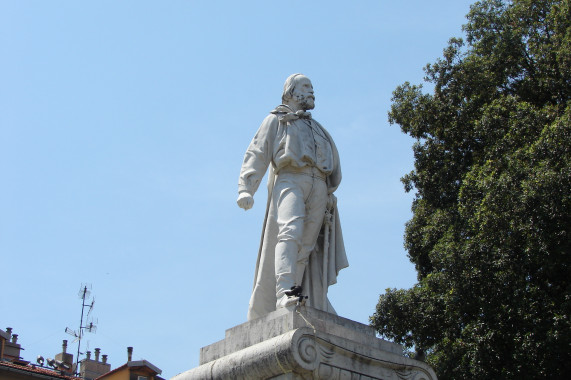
[173,327,437,380]
[293,328,435,380]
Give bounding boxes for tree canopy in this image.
[370,0,570,378]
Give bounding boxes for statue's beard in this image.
[296,94,315,110]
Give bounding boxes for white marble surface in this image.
[238,74,348,321]
[171,306,437,380]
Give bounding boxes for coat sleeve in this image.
[238,114,278,196]
[318,123,342,193]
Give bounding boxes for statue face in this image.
[292,77,315,110]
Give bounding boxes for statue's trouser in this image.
[272,168,328,307]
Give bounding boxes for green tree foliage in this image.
[370,1,570,378]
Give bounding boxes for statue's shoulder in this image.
[257,107,283,130]
[260,105,290,126]
[269,104,291,116]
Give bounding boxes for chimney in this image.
[55,339,74,374]
[80,349,111,380]
[86,351,91,360]
[2,328,21,362]
[127,347,133,362]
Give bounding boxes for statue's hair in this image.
[282,73,305,103]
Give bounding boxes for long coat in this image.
[243,106,349,321]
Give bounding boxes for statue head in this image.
[282,73,315,111]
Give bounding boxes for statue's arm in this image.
[317,121,341,194]
[237,115,277,210]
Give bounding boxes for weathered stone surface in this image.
[237,74,348,321]
[172,306,437,380]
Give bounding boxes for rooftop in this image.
[0,360,82,380]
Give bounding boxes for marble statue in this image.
[172,75,435,380]
[238,74,348,321]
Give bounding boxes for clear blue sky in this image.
[1,1,475,378]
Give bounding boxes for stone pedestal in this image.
[172,306,437,380]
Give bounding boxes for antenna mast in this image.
[65,283,97,375]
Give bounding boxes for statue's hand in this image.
[327,193,337,210]
[237,192,254,210]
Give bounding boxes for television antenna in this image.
[65,283,97,375]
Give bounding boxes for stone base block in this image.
[172,306,437,380]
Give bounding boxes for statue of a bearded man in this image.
[238,73,348,321]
